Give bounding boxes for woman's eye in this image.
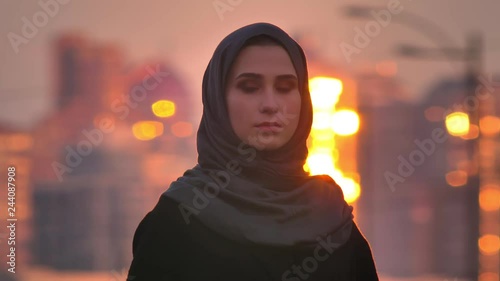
[276,82,297,93]
[276,87,292,93]
[241,86,258,93]
[237,82,259,93]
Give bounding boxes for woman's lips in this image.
[255,122,282,127]
[255,122,283,132]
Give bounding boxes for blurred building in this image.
[357,72,500,280]
[33,177,144,270]
[354,72,430,276]
[476,75,500,281]
[0,124,34,278]
[30,33,196,271]
[416,78,479,277]
[416,76,500,279]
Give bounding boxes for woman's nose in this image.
[259,89,279,114]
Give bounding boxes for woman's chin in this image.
[254,141,286,151]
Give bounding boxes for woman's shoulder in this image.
[150,194,187,221]
[132,193,226,247]
[132,196,187,243]
[134,195,190,237]
[128,196,187,280]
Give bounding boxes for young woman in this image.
[127,22,379,281]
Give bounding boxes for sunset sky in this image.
[1,0,500,129]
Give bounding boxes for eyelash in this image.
[239,85,259,93]
[237,82,297,94]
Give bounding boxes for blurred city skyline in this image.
[1,1,500,280]
[2,0,500,129]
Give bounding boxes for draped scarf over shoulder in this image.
[163,22,353,249]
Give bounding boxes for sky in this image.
[1,0,500,130]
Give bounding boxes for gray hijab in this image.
[162,22,353,249]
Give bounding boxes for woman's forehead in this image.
[228,45,298,78]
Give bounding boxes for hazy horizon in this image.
[2,0,500,130]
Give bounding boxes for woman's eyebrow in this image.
[235,73,262,80]
[276,74,298,80]
[235,73,297,80]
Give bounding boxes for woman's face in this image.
[226,45,301,151]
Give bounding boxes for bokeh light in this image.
[305,151,335,176]
[480,115,500,136]
[132,121,164,141]
[152,100,176,118]
[312,112,332,130]
[461,124,479,140]
[306,76,359,204]
[309,77,342,110]
[331,109,360,136]
[445,112,469,136]
[478,234,500,255]
[479,186,500,211]
[336,176,361,203]
[479,272,500,281]
[445,170,468,187]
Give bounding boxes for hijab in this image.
[162,22,353,249]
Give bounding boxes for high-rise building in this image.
[355,72,433,276]
[357,72,500,279]
[416,78,478,277]
[33,176,148,270]
[30,33,196,271]
[417,76,500,279]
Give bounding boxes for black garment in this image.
[127,195,379,281]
